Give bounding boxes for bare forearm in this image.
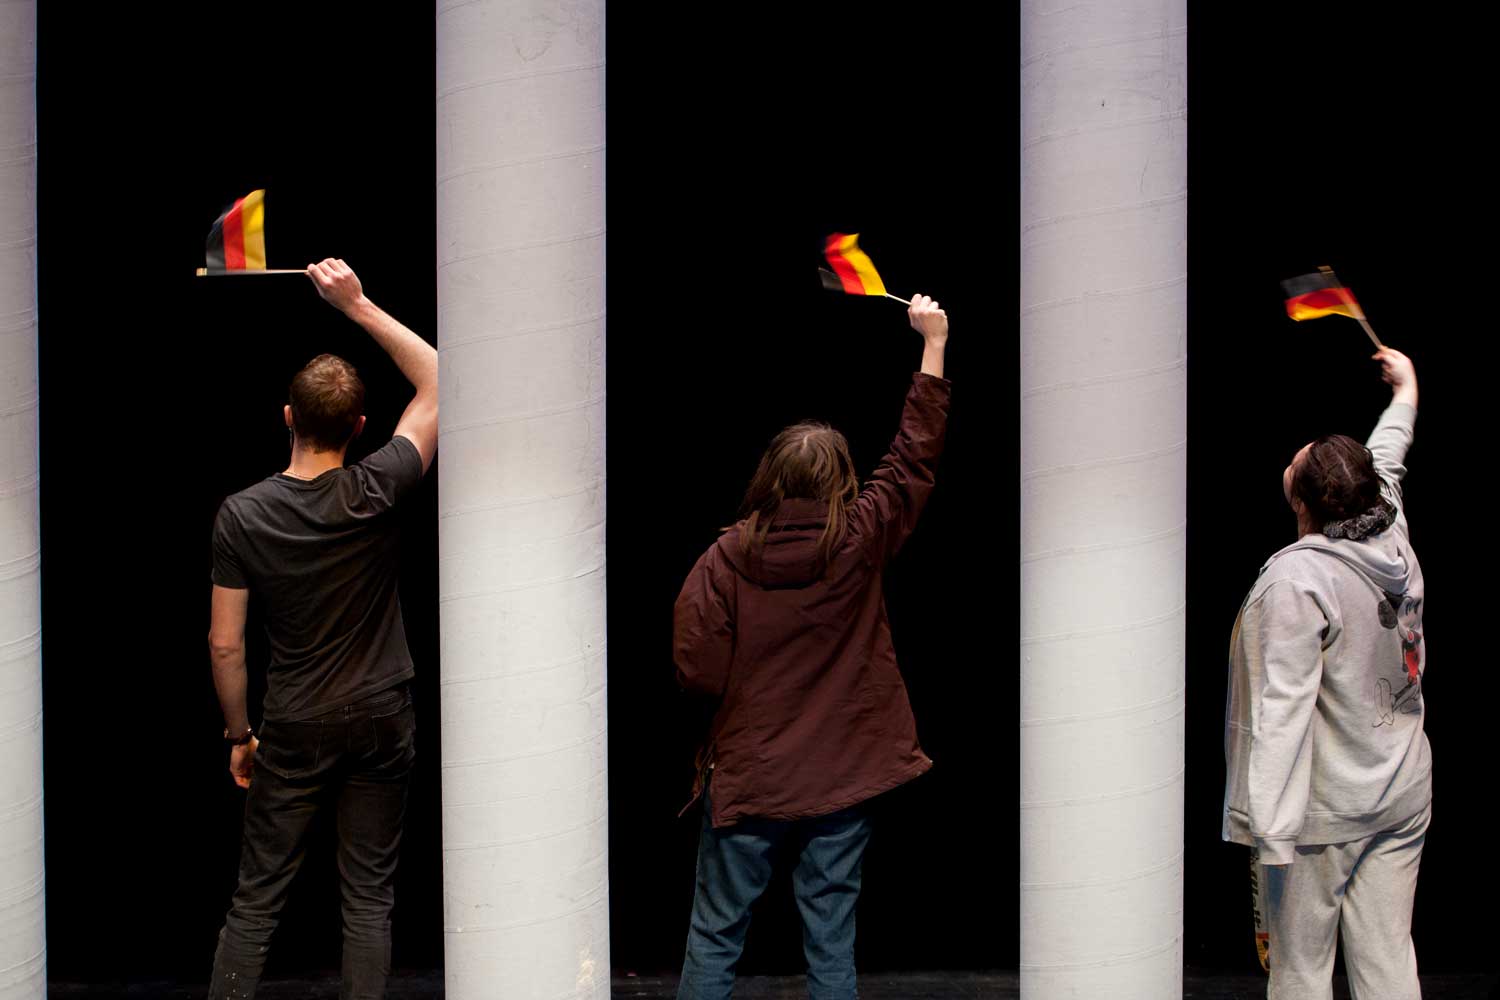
[907,294,949,379]
[343,296,438,395]
[211,649,250,734]
[920,339,946,379]
[1374,347,1417,412]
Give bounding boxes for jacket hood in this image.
[1265,529,1412,595]
[715,498,829,589]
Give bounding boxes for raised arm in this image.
[307,258,439,473]
[846,294,952,562]
[914,294,947,379]
[1375,347,1418,411]
[1367,347,1418,509]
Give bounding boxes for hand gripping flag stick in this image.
[194,189,305,277]
[1281,265,1383,349]
[820,233,911,305]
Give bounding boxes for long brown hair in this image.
[734,421,860,571]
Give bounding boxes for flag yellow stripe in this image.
[833,233,886,296]
[1288,302,1360,321]
[241,189,267,270]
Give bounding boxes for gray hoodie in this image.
[1222,402,1430,864]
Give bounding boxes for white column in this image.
[435,2,607,997]
[1019,2,1186,997]
[0,0,44,995]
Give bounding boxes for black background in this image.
[33,0,1490,986]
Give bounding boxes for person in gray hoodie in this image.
[1223,347,1429,999]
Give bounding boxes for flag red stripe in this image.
[1287,288,1360,311]
[223,196,246,270]
[823,234,865,295]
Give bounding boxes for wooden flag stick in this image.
[884,292,912,306]
[1353,316,1384,351]
[195,268,309,277]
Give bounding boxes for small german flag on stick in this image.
[1281,265,1382,348]
[820,233,910,305]
[195,189,304,277]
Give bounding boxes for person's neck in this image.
[283,445,347,480]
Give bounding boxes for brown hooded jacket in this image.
[673,372,951,827]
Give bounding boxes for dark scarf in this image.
[1321,498,1397,541]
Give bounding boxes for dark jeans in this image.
[678,779,873,1000]
[209,683,416,1000]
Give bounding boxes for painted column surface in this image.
[0,0,45,995]
[1020,2,1187,997]
[435,1,608,997]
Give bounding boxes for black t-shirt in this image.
[211,435,424,722]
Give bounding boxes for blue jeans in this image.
[209,683,416,1000]
[678,779,873,1000]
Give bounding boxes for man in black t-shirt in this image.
[207,258,438,1000]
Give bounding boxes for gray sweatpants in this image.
[1261,803,1430,1000]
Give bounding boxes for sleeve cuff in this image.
[1256,837,1297,866]
[912,371,953,393]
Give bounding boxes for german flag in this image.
[1281,268,1364,321]
[204,190,267,272]
[822,233,887,297]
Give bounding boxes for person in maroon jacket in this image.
[672,294,951,1000]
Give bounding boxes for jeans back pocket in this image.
[256,719,326,781]
[368,691,416,765]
